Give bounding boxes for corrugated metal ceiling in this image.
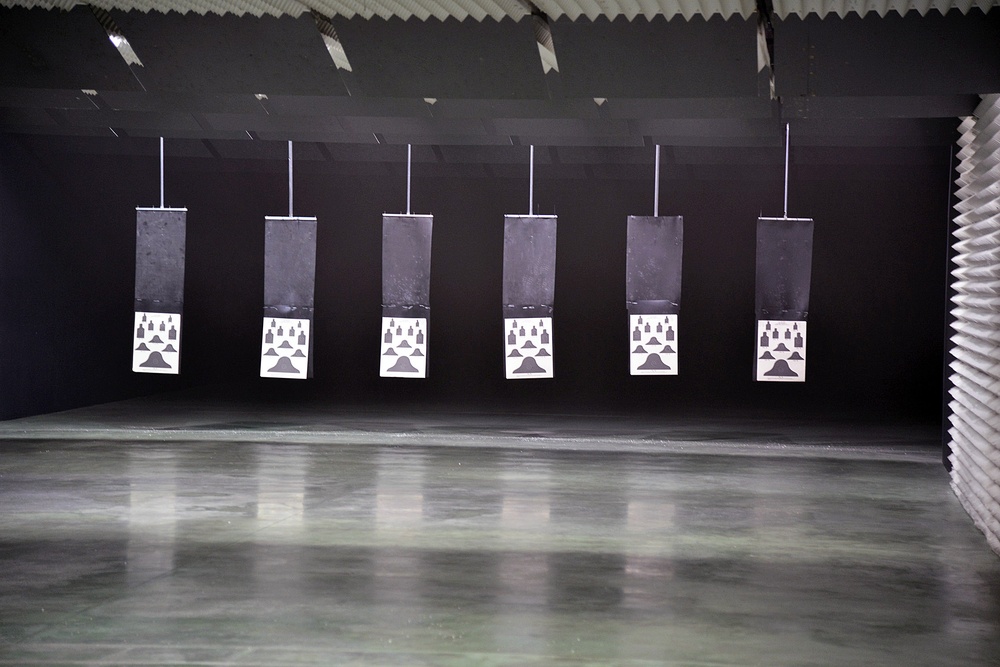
[771,0,998,18]
[3,0,996,20]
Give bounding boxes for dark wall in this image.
[0,136,190,419]
[0,137,951,422]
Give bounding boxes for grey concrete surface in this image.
[1,395,997,665]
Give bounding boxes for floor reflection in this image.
[374,448,425,530]
[126,450,177,584]
[1,437,999,665]
[255,444,307,526]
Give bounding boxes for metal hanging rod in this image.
[783,123,790,219]
[654,144,661,217]
[529,145,534,216]
[159,136,164,209]
[288,140,293,218]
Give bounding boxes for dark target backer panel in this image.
[380,214,433,378]
[260,216,317,380]
[132,207,186,375]
[626,215,683,376]
[502,215,557,379]
[754,217,814,382]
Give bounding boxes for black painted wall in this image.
[0,136,951,422]
[0,137,181,419]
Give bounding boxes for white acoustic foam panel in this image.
[949,94,1000,557]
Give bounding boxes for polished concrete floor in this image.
[1,397,999,665]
